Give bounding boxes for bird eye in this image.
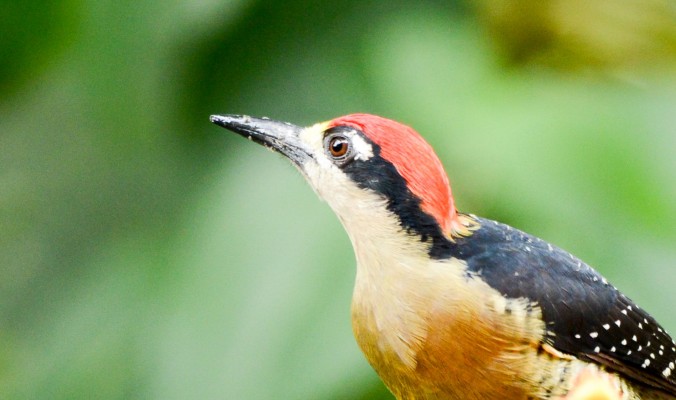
[324,133,354,166]
[329,136,349,158]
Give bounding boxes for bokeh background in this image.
[2,1,675,399]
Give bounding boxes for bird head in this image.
[210,114,478,251]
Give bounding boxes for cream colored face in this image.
[294,122,375,204]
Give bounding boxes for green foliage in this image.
[1,1,674,398]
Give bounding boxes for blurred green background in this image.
[1,1,675,399]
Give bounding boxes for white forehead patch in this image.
[350,133,374,161]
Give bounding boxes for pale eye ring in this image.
[324,134,354,166]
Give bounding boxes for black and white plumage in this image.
[212,113,675,399]
[446,218,676,395]
[338,121,676,395]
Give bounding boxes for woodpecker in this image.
[210,113,675,400]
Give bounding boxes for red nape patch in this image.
[329,114,458,235]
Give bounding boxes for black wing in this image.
[437,217,676,395]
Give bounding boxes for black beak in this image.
[210,114,311,164]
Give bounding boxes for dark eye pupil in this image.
[329,137,348,157]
